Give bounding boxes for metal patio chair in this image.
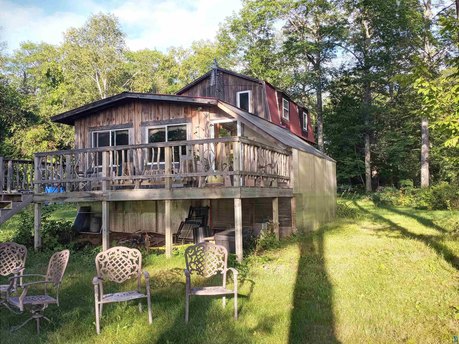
[7,249,70,334]
[0,242,27,309]
[184,242,238,323]
[93,246,152,334]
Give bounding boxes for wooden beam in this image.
[272,197,279,239]
[291,197,297,233]
[34,203,42,251]
[101,201,109,251]
[165,199,172,258]
[165,147,172,189]
[234,198,243,262]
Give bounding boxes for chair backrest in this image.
[185,242,227,278]
[46,250,70,286]
[95,246,142,284]
[0,242,27,276]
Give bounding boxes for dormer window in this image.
[282,98,289,120]
[302,111,308,131]
[237,90,252,113]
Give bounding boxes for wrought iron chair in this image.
[0,242,27,309]
[184,242,238,323]
[7,249,70,334]
[93,246,152,334]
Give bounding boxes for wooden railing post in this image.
[65,154,72,192]
[233,140,241,187]
[33,156,40,194]
[272,197,279,240]
[102,151,110,192]
[7,160,13,193]
[165,146,172,189]
[165,199,172,258]
[234,198,243,262]
[0,157,4,192]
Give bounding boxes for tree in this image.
[282,0,344,152]
[62,13,126,104]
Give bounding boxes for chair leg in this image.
[95,301,100,335]
[100,303,103,317]
[185,293,189,323]
[138,301,142,313]
[10,316,34,333]
[234,291,238,320]
[222,296,226,308]
[147,296,152,324]
[36,317,40,335]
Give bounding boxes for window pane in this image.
[97,132,110,147]
[167,125,186,141]
[238,92,250,112]
[148,128,166,143]
[115,130,129,146]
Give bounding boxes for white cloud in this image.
[0,0,242,53]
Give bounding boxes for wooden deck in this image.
[32,137,292,201]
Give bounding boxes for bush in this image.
[12,208,74,251]
[371,183,459,210]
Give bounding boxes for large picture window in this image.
[147,124,187,163]
[236,90,252,113]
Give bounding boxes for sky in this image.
[0,0,242,52]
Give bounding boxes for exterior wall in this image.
[210,198,292,237]
[178,73,268,119]
[292,149,336,231]
[73,100,232,149]
[266,83,315,144]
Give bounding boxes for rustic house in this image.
[0,67,336,261]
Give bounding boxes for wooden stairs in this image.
[0,193,33,226]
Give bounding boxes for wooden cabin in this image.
[0,68,336,262]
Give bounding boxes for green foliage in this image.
[12,206,74,251]
[372,183,459,210]
[336,201,361,219]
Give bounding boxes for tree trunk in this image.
[364,85,372,193]
[420,117,430,187]
[316,78,324,152]
[420,0,432,188]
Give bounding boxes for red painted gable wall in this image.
[265,83,315,144]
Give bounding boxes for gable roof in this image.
[217,101,334,162]
[51,92,217,125]
[176,67,263,95]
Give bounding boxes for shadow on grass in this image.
[289,228,340,344]
[378,205,449,234]
[354,202,459,270]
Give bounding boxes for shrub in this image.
[12,208,74,251]
[371,183,459,210]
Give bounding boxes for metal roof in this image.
[218,101,335,162]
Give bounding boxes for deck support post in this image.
[165,199,172,258]
[290,196,297,233]
[234,198,243,262]
[272,197,279,239]
[34,203,42,251]
[101,201,109,251]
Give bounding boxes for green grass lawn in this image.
[0,199,458,343]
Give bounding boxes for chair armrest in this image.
[92,276,103,285]
[143,271,150,280]
[225,268,238,277]
[8,274,46,282]
[20,280,54,288]
[11,267,25,274]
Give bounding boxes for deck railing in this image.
[33,137,291,193]
[0,157,34,193]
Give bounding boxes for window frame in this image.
[282,98,290,120]
[91,128,131,168]
[145,123,189,166]
[236,90,253,113]
[302,110,308,131]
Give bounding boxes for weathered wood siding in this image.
[178,74,268,120]
[74,100,232,149]
[292,149,336,231]
[210,198,292,236]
